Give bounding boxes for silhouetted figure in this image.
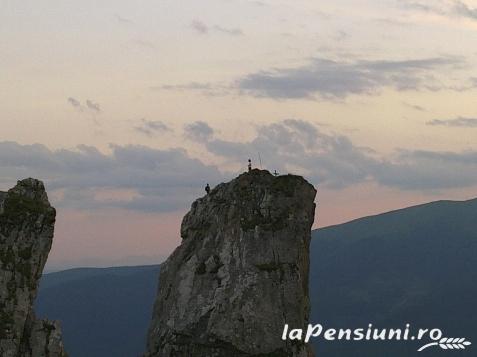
[205,183,210,195]
[273,170,279,176]
[248,159,252,172]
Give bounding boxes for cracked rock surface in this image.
[0,179,67,357]
[145,170,317,357]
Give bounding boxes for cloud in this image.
[426,117,477,127]
[157,82,213,91]
[236,57,464,100]
[152,82,231,97]
[213,26,244,36]
[333,30,348,41]
[132,39,156,49]
[3,121,477,214]
[154,55,474,100]
[135,119,172,136]
[184,121,214,142]
[191,20,244,36]
[198,119,477,191]
[403,102,426,111]
[375,149,477,190]
[191,20,208,34]
[249,0,268,6]
[86,99,101,113]
[202,119,377,188]
[398,1,446,14]
[400,0,477,21]
[114,14,133,24]
[67,97,102,116]
[0,142,222,212]
[453,1,477,20]
[67,97,83,111]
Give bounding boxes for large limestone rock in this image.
[145,169,317,357]
[0,179,67,357]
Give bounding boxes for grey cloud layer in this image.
[453,1,477,19]
[427,117,477,127]
[237,57,465,99]
[400,0,477,20]
[191,19,208,34]
[184,121,215,142]
[135,119,172,136]
[86,100,101,113]
[191,20,243,36]
[67,97,82,109]
[2,120,477,213]
[67,97,102,114]
[157,82,231,97]
[156,54,473,100]
[0,142,221,212]
[206,120,376,188]
[195,119,477,190]
[376,149,477,189]
[213,26,243,36]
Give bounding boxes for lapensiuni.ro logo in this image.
[282,324,472,352]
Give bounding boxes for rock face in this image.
[0,179,67,357]
[145,169,317,357]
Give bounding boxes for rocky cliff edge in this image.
[146,169,317,357]
[0,179,66,357]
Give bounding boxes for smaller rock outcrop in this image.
[145,169,317,357]
[0,179,67,357]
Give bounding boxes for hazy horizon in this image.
[39,192,477,272]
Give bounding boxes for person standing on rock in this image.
[205,183,210,195]
[248,159,252,172]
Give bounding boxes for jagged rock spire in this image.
[145,169,317,357]
[0,179,67,357]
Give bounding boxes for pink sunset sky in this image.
[2,0,477,271]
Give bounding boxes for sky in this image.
[2,0,477,271]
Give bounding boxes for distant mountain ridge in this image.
[37,197,477,357]
[36,265,160,357]
[310,197,477,357]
